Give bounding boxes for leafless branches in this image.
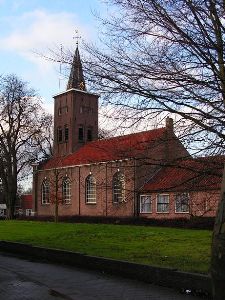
[0,74,52,218]
[81,0,225,156]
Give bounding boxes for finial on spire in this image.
[67,31,86,91]
[73,29,81,47]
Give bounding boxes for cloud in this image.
[1,9,90,64]
[0,8,94,94]
[12,0,27,11]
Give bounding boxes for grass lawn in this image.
[0,220,212,274]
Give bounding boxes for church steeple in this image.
[67,46,86,91]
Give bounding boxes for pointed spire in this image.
[67,46,86,91]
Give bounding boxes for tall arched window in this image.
[62,177,71,204]
[41,179,50,204]
[57,127,63,143]
[85,174,96,203]
[113,171,125,203]
[64,125,69,142]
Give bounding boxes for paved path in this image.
[0,252,203,300]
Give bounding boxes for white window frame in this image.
[62,177,71,204]
[140,195,152,213]
[0,209,6,217]
[175,193,190,213]
[156,194,170,213]
[112,172,125,203]
[85,174,96,204]
[26,209,33,216]
[41,180,50,205]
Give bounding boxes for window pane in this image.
[65,126,69,142]
[175,193,189,213]
[140,195,152,213]
[113,172,125,203]
[57,127,63,143]
[78,126,84,141]
[157,194,169,212]
[86,175,96,203]
[62,178,71,204]
[42,180,50,204]
[87,128,92,141]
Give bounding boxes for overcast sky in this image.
[0,0,105,113]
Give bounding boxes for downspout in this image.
[78,166,81,215]
[105,163,108,216]
[134,159,137,217]
[31,163,39,215]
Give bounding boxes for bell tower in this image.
[53,46,99,157]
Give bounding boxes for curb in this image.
[0,241,212,297]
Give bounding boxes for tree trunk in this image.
[211,166,225,299]
[4,171,18,220]
[55,198,59,223]
[5,195,15,219]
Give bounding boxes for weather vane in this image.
[73,29,81,46]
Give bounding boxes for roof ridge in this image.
[41,126,168,169]
[97,126,166,143]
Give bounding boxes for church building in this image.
[32,46,221,220]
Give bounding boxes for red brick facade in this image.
[53,89,98,156]
[33,120,194,219]
[139,190,219,219]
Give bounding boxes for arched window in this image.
[57,127,63,143]
[87,127,93,141]
[85,174,96,203]
[78,125,84,142]
[62,177,71,204]
[113,171,125,203]
[64,125,69,142]
[41,179,50,204]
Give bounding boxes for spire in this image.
[67,46,86,91]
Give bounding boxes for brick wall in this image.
[35,160,136,218]
[53,89,98,156]
[139,190,219,219]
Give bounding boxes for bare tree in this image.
[35,113,54,160]
[0,74,52,219]
[49,168,64,223]
[81,2,225,297]
[79,0,225,157]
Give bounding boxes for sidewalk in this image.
[0,241,212,299]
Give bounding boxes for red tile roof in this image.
[142,156,224,192]
[41,127,166,169]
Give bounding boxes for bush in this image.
[15,215,215,230]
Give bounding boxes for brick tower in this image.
[53,46,99,157]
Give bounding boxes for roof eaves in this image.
[53,88,99,98]
[39,157,133,172]
[140,186,220,193]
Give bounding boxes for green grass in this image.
[0,221,212,274]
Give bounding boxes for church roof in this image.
[67,46,86,91]
[141,156,223,192]
[41,127,166,169]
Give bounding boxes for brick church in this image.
[32,46,222,219]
